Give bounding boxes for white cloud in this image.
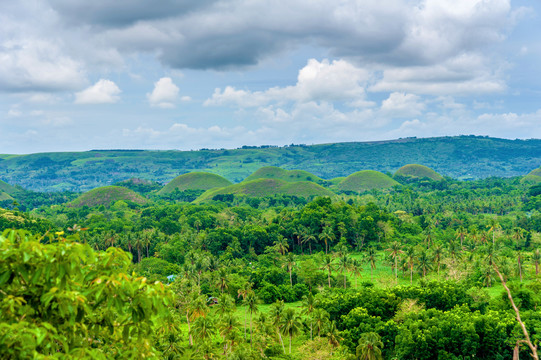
[381,92,426,117]
[74,79,121,104]
[205,59,372,108]
[147,77,180,108]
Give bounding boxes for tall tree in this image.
[385,241,403,282]
[280,308,303,354]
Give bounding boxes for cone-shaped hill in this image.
[394,164,443,181]
[195,178,333,203]
[521,168,541,184]
[69,186,149,208]
[158,172,233,195]
[337,170,399,193]
[243,166,323,183]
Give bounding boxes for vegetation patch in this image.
[195,178,333,202]
[158,172,232,195]
[243,166,323,183]
[69,185,149,208]
[394,164,443,181]
[0,179,18,195]
[337,170,399,193]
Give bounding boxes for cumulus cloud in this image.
[74,79,121,104]
[381,93,426,117]
[147,77,180,108]
[205,59,372,107]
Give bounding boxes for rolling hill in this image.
[195,178,334,202]
[521,168,541,184]
[1,136,541,192]
[394,164,444,181]
[158,172,232,195]
[337,170,399,192]
[69,186,149,208]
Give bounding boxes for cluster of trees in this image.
[2,175,541,358]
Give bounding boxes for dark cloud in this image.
[48,0,219,27]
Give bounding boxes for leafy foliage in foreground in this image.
[0,230,174,359]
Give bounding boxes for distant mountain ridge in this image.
[0,136,540,192]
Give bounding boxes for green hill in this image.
[394,164,444,181]
[521,168,541,184]
[337,170,399,193]
[0,192,13,201]
[195,178,334,202]
[0,179,18,195]
[114,178,162,194]
[243,166,323,183]
[2,136,541,191]
[69,186,149,208]
[158,172,233,195]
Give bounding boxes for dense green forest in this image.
[2,136,541,192]
[2,161,541,359]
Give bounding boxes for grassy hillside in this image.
[1,136,541,191]
[0,192,13,201]
[243,166,323,183]
[195,179,334,202]
[0,179,18,195]
[69,186,149,208]
[337,170,399,192]
[394,164,444,181]
[521,168,541,184]
[158,172,232,195]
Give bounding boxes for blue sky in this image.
[1,0,540,153]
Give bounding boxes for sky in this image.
[1,0,541,154]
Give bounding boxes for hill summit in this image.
[394,164,443,181]
[158,172,232,195]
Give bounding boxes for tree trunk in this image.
[328,270,331,288]
[186,311,193,346]
[494,264,539,360]
[289,333,292,354]
[278,328,286,354]
[289,269,293,287]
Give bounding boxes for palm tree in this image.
[237,282,253,340]
[416,249,432,278]
[280,308,303,354]
[188,294,209,346]
[385,241,403,282]
[303,231,317,255]
[214,293,235,318]
[319,225,335,254]
[245,292,258,347]
[336,252,350,289]
[273,235,289,256]
[269,300,286,354]
[431,244,443,275]
[193,316,216,343]
[281,252,296,287]
[405,246,415,285]
[516,250,523,282]
[356,332,384,360]
[349,259,363,288]
[367,247,377,282]
[455,226,467,247]
[215,268,229,294]
[301,294,316,340]
[532,249,541,276]
[219,313,241,355]
[320,255,335,288]
[311,308,329,337]
[486,218,501,246]
[326,320,342,355]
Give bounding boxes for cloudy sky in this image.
[1,0,540,153]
